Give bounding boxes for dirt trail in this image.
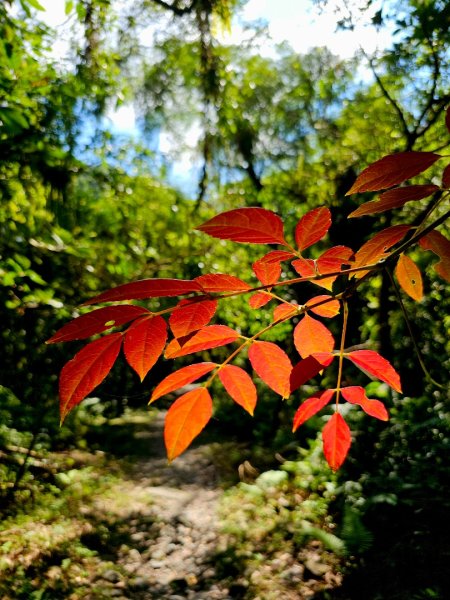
[90,411,232,600]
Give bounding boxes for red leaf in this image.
[295,207,332,251]
[273,303,298,321]
[305,295,340,318]
[317,246,354,272]
[196,208,288,245]
[249,292,272,309]
[293,389,334,431]
[59,333,122,423]
[419,230,450,282]
[253,257,281,285]
[395,254,423,301]
[248,341,292,398]
[258,250,295,263]
[169,298,217,338]
[294,314,335,359]
[123,316,167,381]
[346,350,402,392]
[290,355,334,393]
[348,184,439,218]
[292,257,316,278]
[164,325,240,358]
[322,413,351,471]
[341,386,389,421]
[164,387,212,461]
[443,165,450,189]
[195,274,251,293]
[150,362,217,403]
[83,279,202,305]
[218,365,257,415]
[345,151,441,195]
[46,305,149,344]
[352,225,411,278]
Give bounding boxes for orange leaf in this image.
[292,257,316,278]
[273,303,298,321]
[218,365,257,415]
[252,257,281,285]
[59,333,122,423]
[395,254,423,301]
[150,362,217,403]
[294,314,335,359]
[195,273,251,293]
[164,325,240,358]
[352,225,411,278]
[345,151,441,195]
[196,208,288,245]
[46,305,149,343]
[293,389,334,431]
[341,386,388,421]
[169,298,217,337]
[258,250,295,263]
[83,279,202,305]
[295,207,332,251]
[419,230,450,282]
[322,413,351,471]
[346,350,402,392]
[164,387,212,461]
[314,246,353,290]
[248,341,292,398]
[348,184,439,218]
[305,295,340,318]
[123,316,167,381]
[249,292,272,309]
[290,355,334,393]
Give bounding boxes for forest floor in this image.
[0,410,343,600]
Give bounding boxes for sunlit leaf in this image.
[322,412,351,471]
[164,388,213,461]
[352,225,411,278]
[345,151,441,195]
[419,230,450,282]
[252,257,281,285]
[248,341,292,398]
[249,292,272,309]
[123,316,167,381]
[395,254,423,301]
[292,257,316,278]
[294,314,335,359]
[46,305,149,343]
[346,350,402,392]
[195,273,251,293]
[218,365,257,415]
[150,362,217,403]
[273,303,298,321]
[196,208,288,245]
[348,184,439,218]
[164,325,240,358]
[341,386,388,421]
[305,295,340,318]
[290,355,334,393]
[293,389,334,431]
[83,279,202,305]
[59,333,122,423]
[295,207,332,251]
[169,298,217,337]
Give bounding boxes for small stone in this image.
[102,569,122,583]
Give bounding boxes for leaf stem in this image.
[335,299,349,409]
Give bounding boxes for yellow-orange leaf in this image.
[352,225,410,278]
[395,254,423,301]
[348,184,439,218]
[305,295,340,318]
[419,230,450,282]
[218,365,257,415]
[294,314,335,359]
[164,387,212,461]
